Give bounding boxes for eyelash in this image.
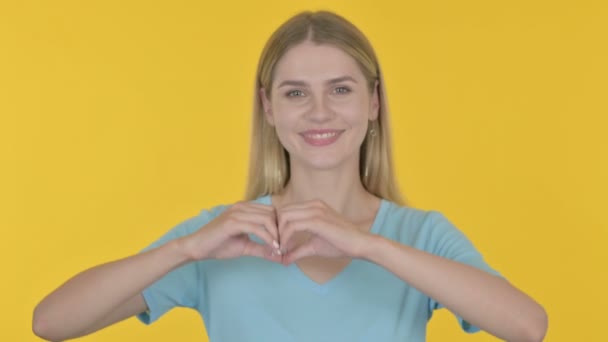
[286,90,305,97]
[285,87,351,97]
[334,86,351,94]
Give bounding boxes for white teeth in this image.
[305,132,338,139]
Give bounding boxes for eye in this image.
[333,86,351,94]
[286,89,305,97]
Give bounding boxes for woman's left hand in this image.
[276,199,372,265]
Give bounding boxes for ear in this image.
[370,80,380,121]
[259,87,274,126]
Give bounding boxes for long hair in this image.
[244,10,408,206]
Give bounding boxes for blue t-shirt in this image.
[137,195,502,341]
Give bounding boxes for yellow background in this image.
[2,1,606,341]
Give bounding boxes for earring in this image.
[369,121,376,137]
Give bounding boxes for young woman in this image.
[33,10,548,342]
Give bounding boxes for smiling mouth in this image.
[299,130,344,146]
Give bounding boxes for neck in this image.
[273,160,377,222]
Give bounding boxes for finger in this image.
[235,219,276,249]
[232,201,277,217]
[231,201,277,221]
[241,205,278,236]
[276,207,320,237]
[244,202,277,212]
[231,211,279,243]
[283,241,316,265]
[242,240,283,262]
[231,200,274,210]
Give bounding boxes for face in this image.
[260,41,379,172]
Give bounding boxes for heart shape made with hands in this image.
[238,197,377,266]
[255,217,306,257]
[272,230,311,257]
[267,230,329,267]
[261,199,366,265]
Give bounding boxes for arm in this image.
[32,239,190,341]
[33,202,280,342]
[360,235,548,342]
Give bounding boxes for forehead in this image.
[273,41,363,83]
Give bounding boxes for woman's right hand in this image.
[180,201,282,262]
[32,201,282,341]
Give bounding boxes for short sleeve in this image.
[136,204,227,325]
[424,210,504,333]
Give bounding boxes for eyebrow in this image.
[277,76,357,88]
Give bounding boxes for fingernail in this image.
[273,240,279,249]
[277,249,282,255]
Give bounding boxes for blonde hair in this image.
[244,10,408,206]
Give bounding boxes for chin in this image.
[294,153,355,173]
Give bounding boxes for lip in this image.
[299,129,344,135]
[299,129,345,146]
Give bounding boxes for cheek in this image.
[271,116,298,151]
[338,102,369,127]
[329,94,369,115]
[271,100,308,132]
[274,98,310,116]
[339,103,371,143]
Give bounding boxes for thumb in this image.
[242,240,283,263]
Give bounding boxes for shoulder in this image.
[380,200,502,278]
[378,200,460,247]
[380,200,442,232]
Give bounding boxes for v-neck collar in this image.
[257,194,390,294]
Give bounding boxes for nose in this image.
[306,94,334,123]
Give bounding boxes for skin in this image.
[261,41,548,341]
[258,41,383,273]
[32,40,548,342]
